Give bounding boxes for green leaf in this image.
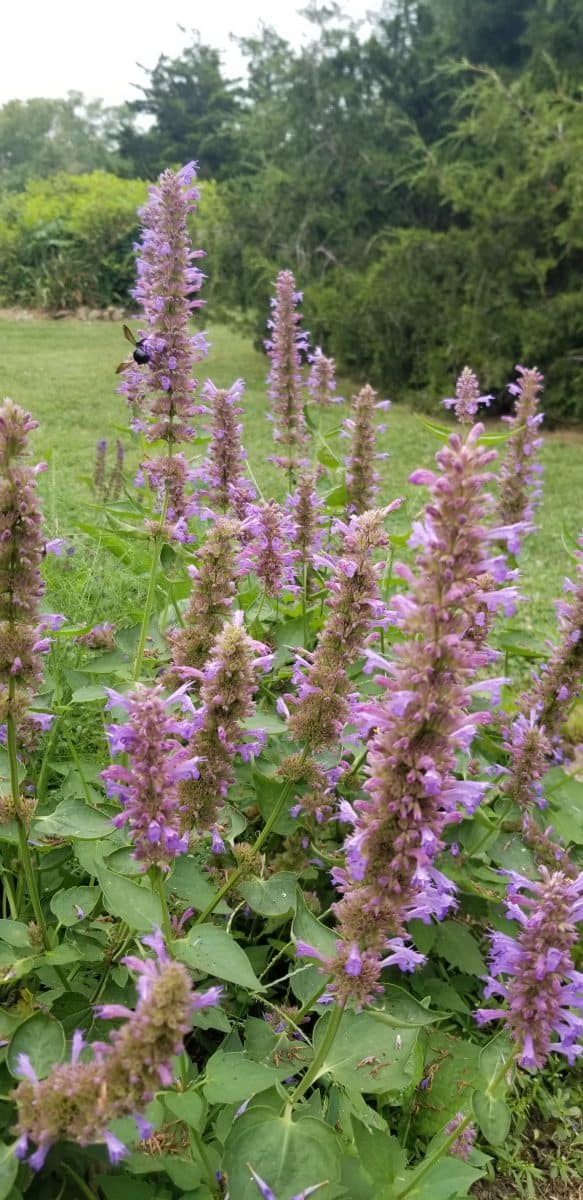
[100,1180,158,1200]
[311,1008,421,1095]
[413,1032,482,1136]
[352,1124,407,1187]
[292,892,337,959]
[34,796,114,840]
[0,1144,17,1200]
[164,1089,204,1130]
[50,885,100,925]
[245,711,287,734]
[543,769,583,845]
[175,925,264,991]
[324,482,347,508]
[434,921,486,975]
[168,857,230,914]
[71,684,107,703]
[7,1012,66,1079]
[397,1158,483,1200]
[0,919,32,948]
[203,1050,294,1104]
[240,872,298,916]
[472,1090,511,1146]
[224,1109,341,1200]
[99,870,163,931]
[373,983,445,1028]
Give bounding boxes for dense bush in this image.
[0,172,146,309]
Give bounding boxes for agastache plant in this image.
[497,365,544,554]
[197,377,256,514]
[284,506,401,752]
[443,365,492,424]
[119,162,207,445]
[343,384,389,514]
[169,516,246,678]
[476,869,583,1068]
[14,932,222,1169]
[178,614,272,842]
[306,347,339,408]
[318,424,512,1005]
[265,269,309,474]
[102,684,198,871]
[249,500,298,598]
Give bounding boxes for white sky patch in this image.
[1,0,377,107]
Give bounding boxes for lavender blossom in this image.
[197,378,256,513]
[14,931,221,1169]
[306,347,339,408]
[476,869,583,1068]
[497,365,544,554]
[286,507,400,751]
[343,385,388,514]
[248,500,298,597]
[328,424,512,1003]
[503,533,583,815]
[0,399,51,726]
[445,1113,476,1160]
[102,685,198,870]
[247,1167,328,1200]
[76,623,115,652]
[287,467,326,571]
[93,438,107,499]
[265,270,309,472]
[138,453,196,543]
[179,614,272,838]
[119,162,207,446]
[169,517,246,678]
[443,366,492,424]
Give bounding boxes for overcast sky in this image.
[1,0,378,107]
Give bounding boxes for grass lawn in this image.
[1,314,582,636]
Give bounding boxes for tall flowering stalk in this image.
[178,614,272,841]
[307,348,339,408]
[0,399,53,944]
[197,378,256,514]
[287,468,326,572]
[102,685,199,873]
[117,164,207,677]
[265,269,309,475]
[343,385,389,514]
[169,517,246,678]
[318,424,511,1006]
[496,365,544,555]
[443,365,492,424]
[476,869,583,1068]
[501,533,583,861]
[249,500,298,598]
[14,932,222,1169]
[138,453,196,543]
[285,507,400,752]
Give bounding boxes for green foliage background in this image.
[2,1,583,418]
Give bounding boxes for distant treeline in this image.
[2,0,583,420]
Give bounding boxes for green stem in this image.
[152,866,173,949]
[64,731,93,807]
[189,1127,220,1197]
[0,868,17,919]
[133,490,169,681]
[194,758,308,926]
[37,714,61,801]
[60,1162,100,1200]
[288,1001,345,1104]
[6,699,49,949]
[395,1049,517,1199]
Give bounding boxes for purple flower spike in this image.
[118,162,207,445]
[14,932,217,1168]
[343,384,387,514]
[497,364,544,556]
[307,347,340,407]
[445,1113,476,1160]
[476,868,583,1068]
[265,269,309,472]
[443,366,492,424]
[328,422,512,1005]
[101,684,198,871]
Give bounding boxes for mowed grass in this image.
[1,314,582,636]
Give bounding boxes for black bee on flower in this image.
[115,324,151,374]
